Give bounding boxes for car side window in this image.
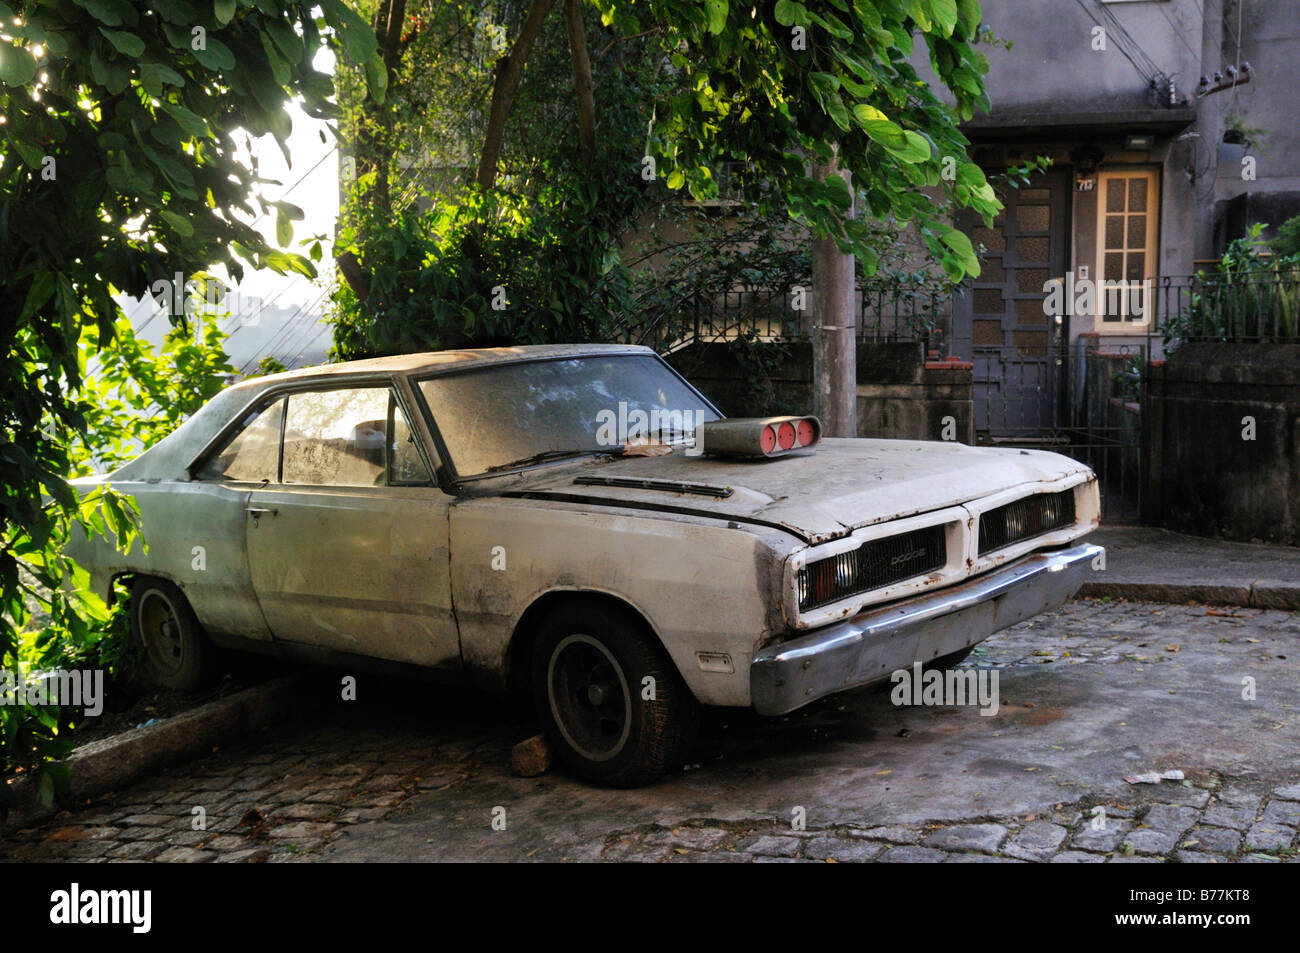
[389,397,432,485]
[195,397,285,483]
[282,387,392,486]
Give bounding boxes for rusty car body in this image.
[68,344,1104,785]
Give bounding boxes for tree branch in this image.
[476,0,558,191]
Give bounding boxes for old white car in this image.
[69,344,1103,786]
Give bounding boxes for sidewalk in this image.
[1082,526,1300,609]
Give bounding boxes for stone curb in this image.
[1,674,307,835]
[1078,580,1300,610]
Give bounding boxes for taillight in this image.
[775,421,796,450]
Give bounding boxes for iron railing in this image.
[1152,269,1300,344]
[623,280,950,354]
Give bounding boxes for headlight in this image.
[797,525,947,612]
[978,489,1077,555]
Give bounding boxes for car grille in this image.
[978,489,1076,555]
[798,525,947,611]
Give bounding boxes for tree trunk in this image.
[338,0,407,299]
[357,0,408,214]
[476,0,558,190]
[564,0,596,168]
[811,156,857,437]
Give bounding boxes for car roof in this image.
[246,343,654,387]
[100,343,657,483]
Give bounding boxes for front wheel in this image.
[532,602,696,787]
[130,577,217,691]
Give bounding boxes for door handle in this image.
[246,507,276,523]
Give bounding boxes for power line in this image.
[286,319,333,368]
[1073,0,1162,85]
[238,295,321,372]
[247,143,340,228]
[239,285,333,373]
[1154,1,1205,71]
[274,292,333,364]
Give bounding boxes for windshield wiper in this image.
[484,448,617,473]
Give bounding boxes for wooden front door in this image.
[952,168,1071,438]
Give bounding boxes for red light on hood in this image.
[693,415,822,459]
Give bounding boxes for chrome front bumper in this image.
[750,542,1104,716]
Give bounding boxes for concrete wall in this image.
[914,0,1203,121]
[1142,343,1300,545]
[969,0,1204,116]
[958,1,1300,258]
[1207,0,1300,253]
[667,341,975,443]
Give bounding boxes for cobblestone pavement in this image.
[597,782,1300,863]
[1,598,1297,863]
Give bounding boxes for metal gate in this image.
[974,342,1144,523]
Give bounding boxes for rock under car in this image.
[67,344,1104,786]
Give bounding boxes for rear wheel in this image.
[130,577,217,691]
[532,602,696,787]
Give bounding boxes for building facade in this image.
[924,0,1298,437]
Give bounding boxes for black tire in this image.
[531,602,696,787]
[129,577,217,691]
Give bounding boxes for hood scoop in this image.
[573,475,734,499]
[696,416,821,459]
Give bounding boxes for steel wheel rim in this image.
[139,589,185,677]
[547,633,632,762]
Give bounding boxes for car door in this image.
[243,382,460,670]
[184,394,291,642]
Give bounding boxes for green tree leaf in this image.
[705,0,728,35]
[364,52,388,105]
[852,104,908,150]
[0,45,38,86]
[158,209,195,237]
[191,36,236,71]
[99,28,145,58]
[214,0,237,27]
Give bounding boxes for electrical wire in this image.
[247,143,340,228]
[1072,0,1161,86]
[238,297,323,373]
[1097,3,1165,80]
[285,317,334,368]
[1154,0,1206,71]
[274,291,333,363]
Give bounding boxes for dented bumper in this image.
[750,542,1104,716]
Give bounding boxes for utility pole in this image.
[811,156,857,437]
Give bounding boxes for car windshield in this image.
[417,354,720,477]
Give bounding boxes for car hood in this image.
[495,437,1093,543]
